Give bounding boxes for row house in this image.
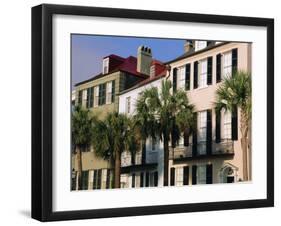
[72,45,166,190]
[167,40,252,186]
[118,58,167,188]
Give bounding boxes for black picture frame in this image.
[32,4,274,222]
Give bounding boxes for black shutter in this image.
[102,83,106,104]
[93,170,97,189]
[192,112,198,157]
[173,68,177,93]
[193,61,198,89]
[215,111,221,143]
[81,171,89,190]
[231,106,238,140]
[140,172,144,187]
[132,173,135,188]
[106,169,111,189]
[141,141,146,164]
[206,110,212,155]
[184,128,189,146]
[154,171,158,187]
[232,48,238,77]
[131,152,135,165]
[145,172,150,187]
[206,164,213,184]
[185,64,191,91]
[183,166,189,185]
[111,80,115,103]
[97,169,102,189]
[207,57,213,85]
[170,167,175,186]
[98,84,102,106]
[216,54,222,83]
[192,165,197,185]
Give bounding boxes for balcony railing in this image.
[169,139,234,160]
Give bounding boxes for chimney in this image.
[137,46,152,75]
[184,40,195,53]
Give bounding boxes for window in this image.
[175,167,184,186]
[106,81,112,104]
[103,58,109,74]
[223,51,232,78]
[94,86,99,107]
[82,89,87,105]
[81,171,89,190]
[101,169,107,189]
[121,174,129,188]
[178,134,184,147]
[86,87,94,108]
[126,96,131,114]
[93,169,102,189]
[78,90,83,105]
[223,110,232,139]
[195,41,207,51]
[198,111,207,155]
[197,165,207,184]
[151,138,156,150]
[199,59,207,88]
[177,66,185,90]
[98,83,106,105]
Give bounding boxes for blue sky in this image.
[71,34,185,88]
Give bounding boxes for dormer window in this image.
[195,41,207,51]
[103,58,109,74]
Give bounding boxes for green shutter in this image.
[193,61,198,89]
[215,111,221,143]
[183,166,189,185]
[207,57,213,85]
[231,106,238,140]
[192,165,197,185]
[170,167,175,186]
[232,48,238,76]
[206,164,213,184]
[185,64,191,91]
[173,68,177,93]
[216,54,222,83]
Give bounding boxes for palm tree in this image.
[92,112,139,188]
[72,105,96,190]
[135,79,194,186]
[215,70,251,181]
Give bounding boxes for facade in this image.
[72,39,252,190]
[118,60,167,188]
[72,46,166,190]
[167,41,252,186]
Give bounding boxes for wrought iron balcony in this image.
[169,139,234,160]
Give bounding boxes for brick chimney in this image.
[184,40,195,53]
[137,46,152,75]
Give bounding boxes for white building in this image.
[119,59,167,188]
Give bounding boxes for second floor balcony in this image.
[169,139,234,161]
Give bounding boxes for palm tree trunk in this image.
[240,109,249,181]
[163,137,169,186]
[114,150,121,188]
[76,147,83,190]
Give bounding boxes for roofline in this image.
[74,69,148,87]
[119,74,166,95]
[165,42,229,65]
